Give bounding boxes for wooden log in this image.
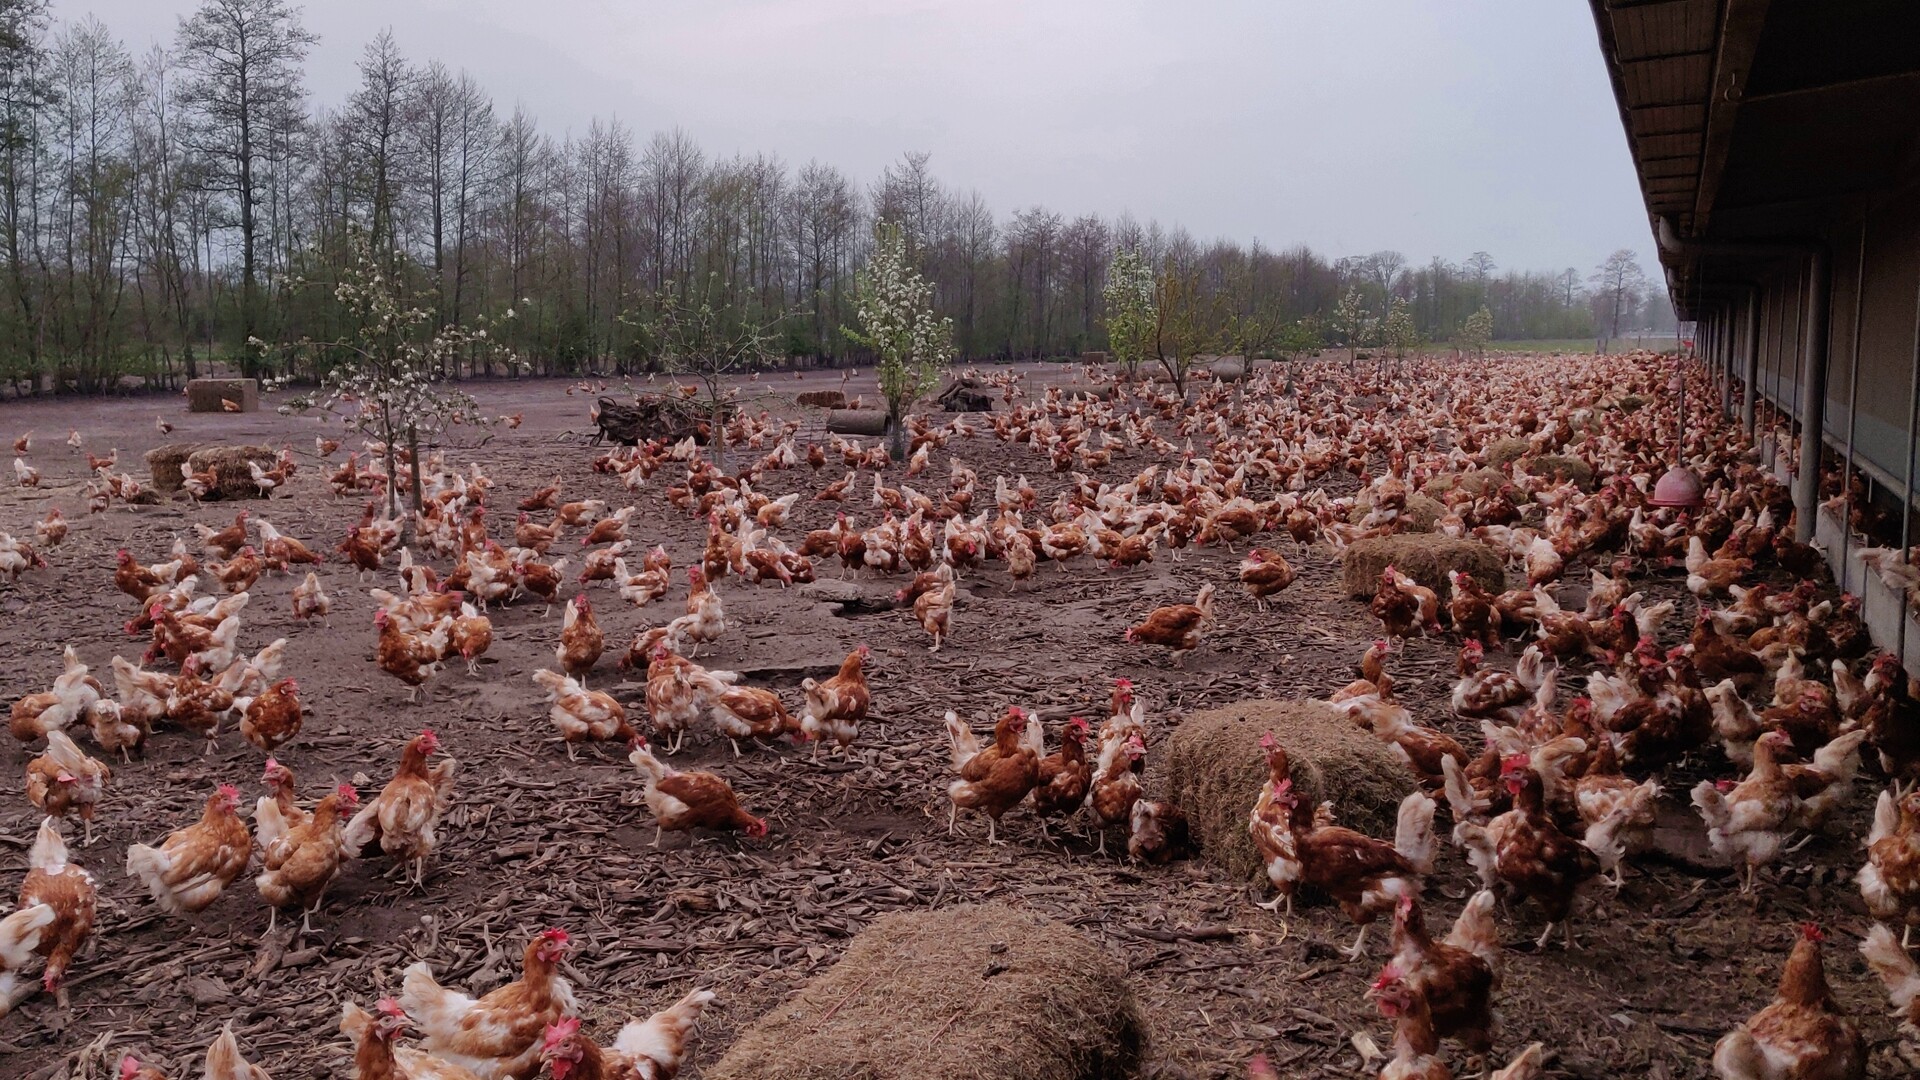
[825,409,890,436]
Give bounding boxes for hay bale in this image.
[709,904,1143,1080]
[1484,437,1532,470]
[185,445,275,500]
[185,377,258,413]
[1339,534,1504,600]
[145,442,204,494]
[1166,700,1414,882]
[796,390,848,409]
[825,410,890,437]
[1081,351,1108,366]
[1519,453,1595,490]
[1617,394,1646,413]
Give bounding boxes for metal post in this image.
[1899,268,1920,665]
[1719,309,1734,416]
[1793,248,1831,543]
[1841,226,1867,574]
[1742,291,1760,434]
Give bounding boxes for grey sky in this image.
[55,0,1655,277]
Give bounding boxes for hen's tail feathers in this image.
[124,843,181,913]
[1690,780,1730,834]
[1490,1042,1547,1080]
[1441,754,1483,823]
[339,1001,375,1047]
[943,711,979,774]
[1869,789,1898,847]
[1443,889,1502,970]
[342,799,383,853]
[1860,923,1920,1013]
[614,987,717,1073]
[1394,792,1437,875]
[28,817,68,872]
[204,1021,255,1080]
[0,903,56,973]
[1454,821,1498,892]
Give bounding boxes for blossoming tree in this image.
[847,221,953,457]
[276,234,513,531]
[1102,250,1155,381]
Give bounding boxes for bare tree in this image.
[173,0,314,375]
[1590,248,1645,352]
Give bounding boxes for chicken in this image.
[256,784,358,934]
[1371,567,1439,638]
[344,730,459,887]
[534,989,716,1080]
[1859,923,1920,1046]
[1124,582,1216,665]
[34,508,66,547]
[556,594,605,682]
[402,930,581,1080]
[1238,547,1297,608]
[204,1021,272,1080]
[254,757,309,856]
[1385,891,1500,1055]
[515,511,565,553]
[1454,758,1599,948]
[11,658,100,744]
[1712,924,1864,1080]
[1569,736,1662,887]
[26,731,111,845]
[531,669,636,759]
[1686,533,1753,595]
[376,608,451,704]
[1523,534,1563,587]
[1446,570,1501,646]
[1087,732,1145,856]
[707,686,798,756]
[1339,698,1470,794]
[913,579,955,651]
[1259,772,1437,958]
[197,511,251,559]
[257,519,322,569]
[615,547,672,607]
[113,548,171,602]
[680,566,725,656]
[164,659,235,751]
[1860,788,1920,948]
[799,646,871,756]
[124,784,252,916]
[293,570,332,624]
[86,698,147,762]
[579,505,635,546]
[1128,799,1195,864]
[239,677,303,755]
[1367,969,1452,1080]
[1692,731,1798,893]
[0,819,95,1014]
[1450,641,1532,720]
[944,707,1041,843]
[341,998,485,1080]
[1032,717,1094,826]
[449,603,494,675]
[628,737,767,844]
[13,456,38,487]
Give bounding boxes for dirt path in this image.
[0,365,1899,1080]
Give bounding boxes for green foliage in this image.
[1456,305,1494,356]
[1148,261,1225,395]
[1101,249,1154,379]
[847,220,953,452]
[1381,297,1418,358]
[1330,287,1373,359]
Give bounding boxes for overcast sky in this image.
[54,0,1656,277]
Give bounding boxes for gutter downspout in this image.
[1654,216,1830,540]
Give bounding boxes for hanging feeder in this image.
[1648,463,1706,509]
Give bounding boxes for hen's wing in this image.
[612,988,717,1079]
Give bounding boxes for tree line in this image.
[0,0,1674,395]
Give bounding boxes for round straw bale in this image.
[707,904,1144,1080]
[185,444,276,500]
[1519,453,1595,490]
[825,409,890,437]
[144,442,204,494]
[1484,437,1532,470]
[1165,700,1413,882]
[1339,534,1504,600]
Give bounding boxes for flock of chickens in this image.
[2,350,1919,1079]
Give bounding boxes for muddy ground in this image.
[0,363,1904,1079]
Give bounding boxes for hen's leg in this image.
[1534,920,1557,950]
[1341,924,1369,960]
